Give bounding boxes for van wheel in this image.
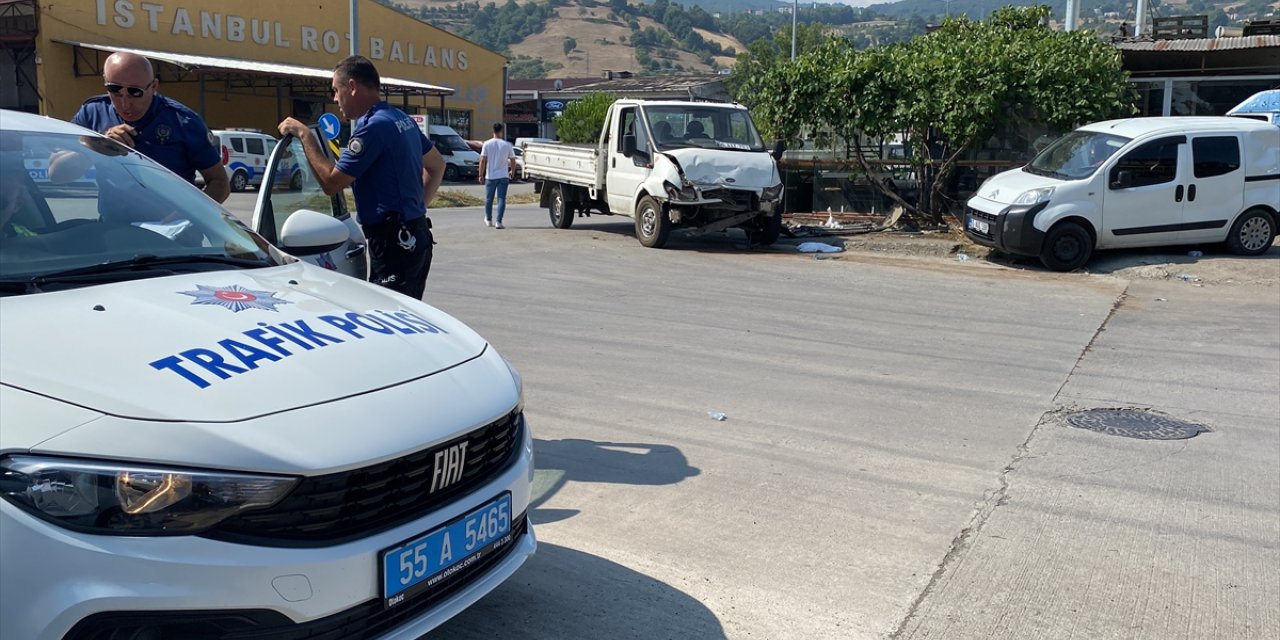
[549,184,573,229]
[443,165,459,182]
[634,195,671,248]
[1039,222,1093,272]
[1226,208,1276,256]
[230,170,248,192]
[289,171,303,191]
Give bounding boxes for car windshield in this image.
[643,106,765,152]
[0,129,283,293]
[1026,131,1130,180]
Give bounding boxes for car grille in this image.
[64,515,530,640]
[966,207,997,241]
[208,411,524,547]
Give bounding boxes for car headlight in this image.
[1012,186,1054,205]
[0,456,297,535]
[761,183,783,202]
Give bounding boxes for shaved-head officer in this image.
[72,51,229,203]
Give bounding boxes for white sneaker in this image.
[483,218,492,227]
[495,223,505,229]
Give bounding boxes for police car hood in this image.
[661,148,779,189]
[0,264,489,422]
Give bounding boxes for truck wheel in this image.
[634,195,671,248]
[443,165,459,182]
[549,184,574,229]
[1038,222,1093,272]
[230,170,248,193]
[747,213,783,246]
[1225,208,1276,256]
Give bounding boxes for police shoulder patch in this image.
[348,137,364,155]
[207,129,218,147]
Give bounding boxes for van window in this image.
[1110,137,1181,188]
[245,138,265,155]
[1192,136,1240,179]
[229,138,244,153]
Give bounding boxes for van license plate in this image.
[381,492,513,607]
[967,216,990,234]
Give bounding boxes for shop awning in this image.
[56,40,454,96]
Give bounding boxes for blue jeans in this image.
[484,177,509,224]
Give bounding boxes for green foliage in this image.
[727,21,834,138]
[555,92,617,144]
[564,37,578,56]
[508,55,564,80]
[752,5,1138,224]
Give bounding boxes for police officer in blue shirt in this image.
[71,51,230,204]
[279,56,445,300]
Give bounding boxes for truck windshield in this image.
[433,134,472,152]
[1026,131,1130,180]
[643,106,765,152]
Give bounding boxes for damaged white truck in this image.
[522,99,785,248]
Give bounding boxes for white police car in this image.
[0,110,536,640]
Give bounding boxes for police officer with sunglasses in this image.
[71,51,230,203]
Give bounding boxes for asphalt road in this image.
[227,195,1280,638]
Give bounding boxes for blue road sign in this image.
[318,113,342,141]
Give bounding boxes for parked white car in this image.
[0,110,536,640]
[965,116,1279,271]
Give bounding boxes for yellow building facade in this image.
[10,0,505,139]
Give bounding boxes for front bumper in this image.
[0,431,536,640]
[963,201,1048,257]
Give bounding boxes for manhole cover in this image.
[1064,409,1209,440]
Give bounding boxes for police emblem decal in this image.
[156,124,172,144]
[179,285,292,312]
[348,137,364,155]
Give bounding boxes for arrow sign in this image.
[318,113,342,141]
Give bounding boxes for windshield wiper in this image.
[30,254,273,284]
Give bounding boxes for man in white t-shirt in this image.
[478,122,516,229]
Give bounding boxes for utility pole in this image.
[791,0,797,60]
[349,0,359,55]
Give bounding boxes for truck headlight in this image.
[761,184,783,202]
[0,455,297,535]
[1012,187,1054,205]
[664,180,698,201]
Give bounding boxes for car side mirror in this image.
[771,139,787,160]
[631,148,650,167]
[279,209,350,255]
[1110,169,1132,189]
[622,134,637,157]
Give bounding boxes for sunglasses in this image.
[104,82,151,98]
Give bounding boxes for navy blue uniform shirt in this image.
[72,94,221,184]
[335,101,433,226]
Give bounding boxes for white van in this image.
[1227,90,1280,125]
[212,129,302,192]
[965,117,1280,271]
[409,117,480,181]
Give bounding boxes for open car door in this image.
[252,125,366,279]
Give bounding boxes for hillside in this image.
[381,0,1278,80]
[386,0,747,77]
